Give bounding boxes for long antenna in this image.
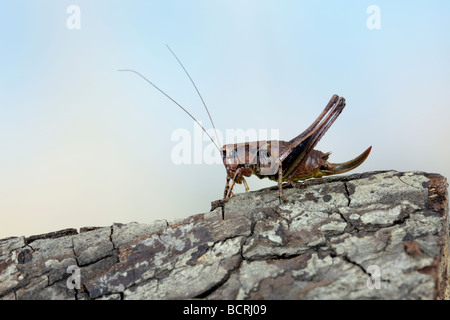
[118,69,221,152]
[166,45,221,148]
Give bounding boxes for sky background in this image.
[1,1,449,238]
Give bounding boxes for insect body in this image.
[120,48,371,205]
[221,94,372,202]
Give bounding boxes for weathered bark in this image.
[0,171,448,300]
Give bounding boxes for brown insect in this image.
[120,47,371,206]
[221,94,372,203]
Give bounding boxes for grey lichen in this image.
[0,170,448,300]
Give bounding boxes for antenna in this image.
[165,45,221,148]
[118,69,221,152]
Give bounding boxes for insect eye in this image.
[223,149,238,166]
[258,148,271,166]
[258,148,270,157]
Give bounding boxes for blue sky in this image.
[1,1,449,238]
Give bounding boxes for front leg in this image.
[226,169,241,199]
[278,164,288,204]
[223,177,231,199]
[223,168,242,200]
[212,177,232,220]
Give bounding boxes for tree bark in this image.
[0,170,448,300]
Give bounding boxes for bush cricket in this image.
[119,47,372,210]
